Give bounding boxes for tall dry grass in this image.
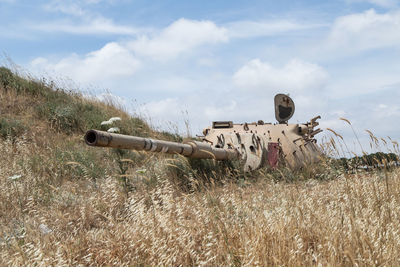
[1,135,400,266]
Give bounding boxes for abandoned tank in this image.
[84,94,322,171]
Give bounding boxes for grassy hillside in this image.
[1,67,400,265]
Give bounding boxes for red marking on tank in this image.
[268,142,280,169]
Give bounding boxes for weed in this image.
[0,118,27,140]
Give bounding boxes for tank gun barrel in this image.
[84,129,239,160]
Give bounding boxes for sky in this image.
[1,0,400,155]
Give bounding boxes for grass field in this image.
[1,67,400,266]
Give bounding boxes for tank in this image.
[84,94,322,171]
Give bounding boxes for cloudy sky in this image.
[1,0,400,154]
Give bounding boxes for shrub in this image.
[0,118,27,140]
[36,93,110,134]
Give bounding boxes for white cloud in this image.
[366,0,398,7]
[136,97,241,135]
[133,61,330,134]
[28,18,230,85]
[84,0,103,4]
[127,19,317,61]
[128,18,228,60]
[226,20,324,39]
[327,9,400,52]
[233,58,328,93]
[31,42,140,84]
[325,70,400,99]
[204,100,237,119]
[38,0,141,35]
[138,98,181,118]
[135,98,192,132]
[373,102,400,117]
[32,17,139,35]
[346,0,399,8]
[44,1,86,17]
[44,0,118,16]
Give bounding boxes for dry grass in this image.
[1,137,400,266]
[1,67,400,266]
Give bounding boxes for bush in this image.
[0,118,27,139]
[36,93,109,134]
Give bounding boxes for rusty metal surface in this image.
[267,142,280,169]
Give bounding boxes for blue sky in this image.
[1,0,400,155]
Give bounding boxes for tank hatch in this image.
[274,94,295,123]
